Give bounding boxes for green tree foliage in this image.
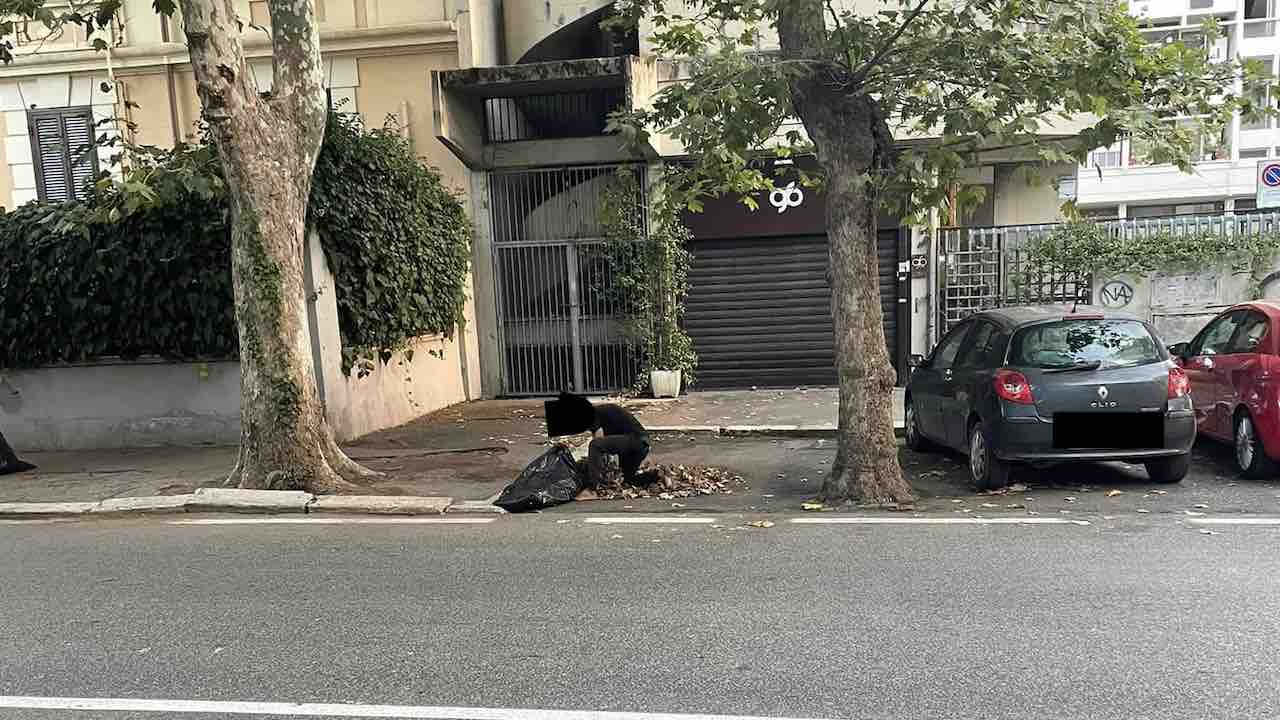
[608,0,1265,221]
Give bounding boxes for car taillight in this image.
[994,369,1034,404]
[1168,365,1190,399]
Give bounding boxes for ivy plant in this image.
[599,170,698,393]
[309,112,472,377]
[1023,221,1280,299]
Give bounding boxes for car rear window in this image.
[1009,319,1162,369]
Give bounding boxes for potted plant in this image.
[600,171,698,397]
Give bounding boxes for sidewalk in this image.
[3,389,1271,516]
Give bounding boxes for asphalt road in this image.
[2,515,1279,719]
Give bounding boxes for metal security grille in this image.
[484,88,626,143]
[490,165,645,396]
[939,224,1091,333]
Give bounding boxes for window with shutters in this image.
[29,106,99,203]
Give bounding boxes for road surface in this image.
[1,513,1278,719]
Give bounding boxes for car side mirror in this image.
[909,354,926,368]
[1168,342,1188,358]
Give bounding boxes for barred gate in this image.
[939,224,1092,333]
[489,165,645,396]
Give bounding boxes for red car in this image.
[1171,301,1280,478]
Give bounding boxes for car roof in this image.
[967,304,1141,329]
[1231,300,1280,319]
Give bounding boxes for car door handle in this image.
[1200,357,1215,370]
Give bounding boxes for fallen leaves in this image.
[801,501,826,511]
[747,520,775,529]
[580,462,749,501]
[1199,529,1221,536]
[1106,489,1123,497]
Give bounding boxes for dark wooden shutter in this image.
[31,107,99,202]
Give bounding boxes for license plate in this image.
[1053,412,1164,450]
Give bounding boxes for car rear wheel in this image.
[1234,412,1277,479]
[904,396,931,452]
[1145,455,1190,484]
[969,421,1012,490]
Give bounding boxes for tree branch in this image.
[266,0,326,154]
[850,0,934,83]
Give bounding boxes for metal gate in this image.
[489,164,645,396]
[939,224,1092,332]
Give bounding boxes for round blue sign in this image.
[1263,164,1280,187]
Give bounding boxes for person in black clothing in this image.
[0,429,36,476]
[587,402,650,488]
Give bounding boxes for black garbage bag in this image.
[544,391,596,438]
[494,446,586,513]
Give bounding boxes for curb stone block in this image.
[309,495,452,515]
[0,502,97,516]
[187,488,312,513]
[93,495,194,514]
[446,500,507,514]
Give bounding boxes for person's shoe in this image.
[0,460,36,476]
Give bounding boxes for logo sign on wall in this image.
[1258,160,1280,209]
[1100,279,1135,308]
[769,182,805,214]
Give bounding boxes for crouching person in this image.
[587,402,650,488]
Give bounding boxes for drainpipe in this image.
[161,16,182,145]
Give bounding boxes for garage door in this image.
[685,232,901,390]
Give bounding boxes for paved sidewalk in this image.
[625,387,904,431]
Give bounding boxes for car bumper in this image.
[992,410,1196,463]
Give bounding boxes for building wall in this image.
[993,163,1073,226]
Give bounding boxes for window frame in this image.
[29,105,100,203]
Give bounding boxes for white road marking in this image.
[0,696,832,720]
[789,517,1090,526]
[166,517,495,526]
[1187,517,1280,526]
[582,516,717,525]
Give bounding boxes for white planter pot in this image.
[650,369,682,398]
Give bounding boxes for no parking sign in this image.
[1258,160,1280,208]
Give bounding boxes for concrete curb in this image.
[648,424,906,438]
[0,490,466,518]
[310,495,451,515]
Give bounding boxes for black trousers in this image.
[588,433,650,485]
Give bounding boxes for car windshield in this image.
[1009,319,1161,369]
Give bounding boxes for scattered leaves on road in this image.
[1199,529,1221,536]
[1149,490,1167,496]
[610,534,623,539]
[1194,503,1209,509]
[747,520,775,529]
[1065,496,1078,503]
[1184,510,1206,516]
[802,502,826,511]
[1137,509,1150,514]
[583,463,748,501]
[980,503,1000,508]
[1106,489,1123,497]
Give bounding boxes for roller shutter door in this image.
[685,231,901,390]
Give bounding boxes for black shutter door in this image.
[685,235,837,389]
[32,108,98,202]
[686,232,903,390]
[62,111,98,200]
[33,114,71,202]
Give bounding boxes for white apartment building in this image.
[1076,0,1280,217]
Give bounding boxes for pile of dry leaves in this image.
[577,462,748,501]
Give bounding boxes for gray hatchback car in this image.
[905,306,1196,489]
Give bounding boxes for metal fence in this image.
[489,164,646,396]
[484,88,626,144]
[939,211,1280,332]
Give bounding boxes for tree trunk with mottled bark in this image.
[777,1,912,506]
[179,0,376,493]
